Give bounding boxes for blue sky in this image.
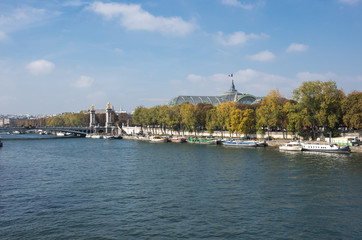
[0,0,361,114]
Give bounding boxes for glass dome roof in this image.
[168,80,260,106]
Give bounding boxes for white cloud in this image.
[87,91,106,100]
[139,98,170,102]
[88,2,196,36]
[187,74,205,82]
[295,72,361,93]
[63,0,87,7]
[221,0,254,10]
[176,69,360,99]
[0,95,16,102]
[179,69,292,97]
[296,72,337,82]
[338,0,359,5]
[0,31,9,42]
[286,43,309,53]
[26,60,55,75]
[73,75,94,88]
[248,50,276,62]
[216,31,267,46]
[0,7,60,32]
[114,48,124,54]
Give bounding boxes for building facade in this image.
[168,80,261,106]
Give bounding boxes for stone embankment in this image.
[350,146,362,153]
[123,135,150,141]
[122,135,362,153]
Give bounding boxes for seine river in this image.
[1,134,361,239]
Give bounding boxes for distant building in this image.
[168,80,261,106]
[117,105,127,114]
[0,118,15,127]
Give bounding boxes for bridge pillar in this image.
[105,102,112,134]
[90,105,96,128]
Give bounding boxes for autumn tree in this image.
[239,109,256,136]
[147,106,159,134]
[71,112,89,126]
[293,80,345,139]
[342,91,362,129]
[195,103,214,131]
[157,105,169,134]
[230,109,243,135]
[132,106,148,132]
[231,109,256,136]
[256,89,284,136]
[283,101,304,134]
[205,108,218,134]
[180,103,197,135]
[217,101,240,136]
[166,104,182,134]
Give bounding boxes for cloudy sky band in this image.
[0,0,361,114]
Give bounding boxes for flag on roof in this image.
[228,73,233,77]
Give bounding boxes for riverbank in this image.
[266,139,362,153]
[122,135,362,153]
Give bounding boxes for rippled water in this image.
[0,136,361,239]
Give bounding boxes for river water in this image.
[0,134,361,239]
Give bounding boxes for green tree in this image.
[205,107,218,134]
[230,109,243,135]
[239,109,256,136]
[148,106,159,134]
[157,105,169,134]
[217,101,239,136]
[71,113,89,126]
[166,104,181,134]
[293,80,344,139]
[48,115,65,127]
[180,103,197,134]
[317,82,345,129]
[132,106,148,132]
[230,109,256,136]
[342,91,362,129]
[283,101,304,134]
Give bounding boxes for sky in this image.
[0,0,361,115]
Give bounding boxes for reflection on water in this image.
[0,132,74,140]
[0,138,361,239]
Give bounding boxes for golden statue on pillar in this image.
[107,102,111,109]
[90,105,94,111]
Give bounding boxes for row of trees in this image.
[14,112,90,128]
[14,112,132,128]
[132,80,361,139]
[13,80,360,139]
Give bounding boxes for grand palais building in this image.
[168,80,261,106]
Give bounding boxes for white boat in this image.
[150,136,168,143]
[223,140,257,147]
[85,134,92,138]
[171,137,187,143]
[91,135,103,139]
[279,141,303,151]
[256,141,268,147]
[302,143,350,153]
[103,135,114,139]
[56,132,65,136]
[113,135,123,139]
